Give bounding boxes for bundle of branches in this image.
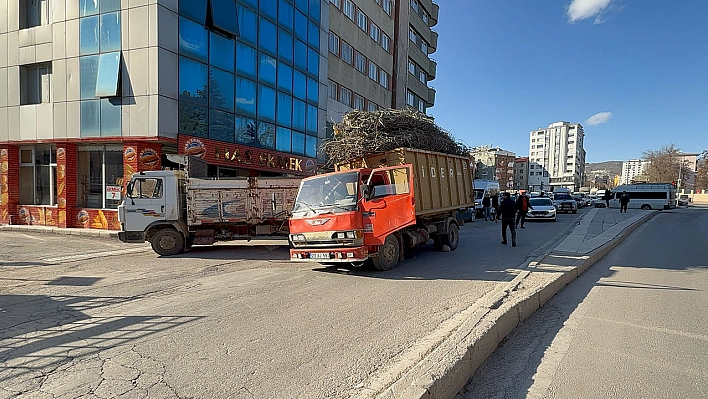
[323,109,469,166]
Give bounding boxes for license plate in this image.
[310,253,331,259]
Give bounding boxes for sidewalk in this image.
[369,207,658,399]
[0,224,119,239]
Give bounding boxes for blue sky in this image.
[429,0,708,163]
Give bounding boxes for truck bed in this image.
[186,177,300,226]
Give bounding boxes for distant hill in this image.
[585,161,623,176]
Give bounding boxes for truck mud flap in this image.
[119,231,145,243]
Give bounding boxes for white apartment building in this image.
[621,159,647,185]
[528,122,586,192]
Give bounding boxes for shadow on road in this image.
[165,244,292,261]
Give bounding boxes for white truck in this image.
[118,156,301,256]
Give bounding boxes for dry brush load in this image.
[322,109,469,166]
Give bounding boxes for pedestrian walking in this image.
[497,192,517,247]
[482,194,492,221]
[619,191,630,213]
[515,192,533,229]
[603,190,612,208]
[491,193,500,223]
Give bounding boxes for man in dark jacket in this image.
[482,194,492,221]
[491,194,500,223]
[497,192,517,247]
[619,191,630,213]
[603,190,613,208]
[515,193,533,229]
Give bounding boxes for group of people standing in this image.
[481,192,534,247]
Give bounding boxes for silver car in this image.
[526,197,557,222]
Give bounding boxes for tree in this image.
[695,150,708,191]
[638,144,692,187]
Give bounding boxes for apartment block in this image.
[620,159,647,185]
[513,156,529,191]
[528,122,586,192]
[470,146,516,189]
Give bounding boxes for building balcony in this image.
[430,2,439,26]
[428,58,437,80]
[426,86,436,106]
[428,30,438,54]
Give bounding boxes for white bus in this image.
[609,183,677,210]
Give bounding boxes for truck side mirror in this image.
[361,184,371,200]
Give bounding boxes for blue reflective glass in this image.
[179,57,209,106]
[258,85,276,122]
[237,6,257,44]
[294,11,307,42]
[179,0,208,23]
[209,109,235,142]
[101,98,122,137]
[235,77,257,116]
[95,52,121,97]
[80,0,99,16]
[294,39,307,71]
[258,121,276,149]
[307,20,319,50]
[276,92,292,127]
[235,43,257,78]
[258,53,277,86]
[239,0,258,8]
[293,70,306,100]
[259,18,277,55]
[179,102,208,138]
[291,130,305,155]
[80,100,101,137]
[235,116,256,144]
[79,16,100,55]
[211,0,239,36]
[309,0,320,23]
[210,32,235,72]
[80,55,99,99]
[307,47,318,77]
[277,63,292,93]
[278,0,294,31]
[278,29,293,64]
[306,104,318,134]
[101,0,121,13]
[209,67,235,112]
[276,127,292,153]
[305,134,317,158]
[292,99,305,131]
[306,77,318,105]
[179,17,209,62]
[260,0,277,21]
[295,0,308,13]
[100,12,121,53]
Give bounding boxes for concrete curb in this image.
[0,224,120,239]
[365,210,659,399]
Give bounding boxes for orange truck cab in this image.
[289,148,475,270]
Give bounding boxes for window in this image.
[381,33,391,52]
[406,91,414,106]
[367,101,378,111]
[329,32,340,55]
[95,52,121,98]
[355,52,366,73]
[20,63,52,105]
[383,0,392,15]
[339,86,352,107]
[19,145,56,206]
[368,62,378,81]
[327,80,337,99]
[343,0,354,20]
[370,23,380,43]
[379,70,389,89]
[408,60,415,74]
[20,0,50,29]
[357,11,368,32]
[77,146,123,209]
[276,127,292,152]
[530,165,535,169]
[129,178,164,199]
[353,94,364,110]
[330,0,342,9]
[341,41,353,64]
[410,0,419,12]
[409,28,416,43]
[418,69,426,84]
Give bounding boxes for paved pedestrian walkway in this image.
[553,208,652,254]
[0,224,119,238]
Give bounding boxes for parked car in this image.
[553,193,578,213]
[572,195,585,208]
[678,194,690,206]
[526,197,557,222]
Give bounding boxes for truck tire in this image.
[151,228,185,256]
[440,223,459,251]
[372,235,400,271]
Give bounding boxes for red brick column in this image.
[56,143,77,228]
[0,146,20,225]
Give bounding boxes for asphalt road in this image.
[456,207,708,398]
[1,210,585,399]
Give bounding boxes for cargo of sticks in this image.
[323,109,469,166]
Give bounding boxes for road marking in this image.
[42,247,151,263]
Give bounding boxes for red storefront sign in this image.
[179,136,317,176]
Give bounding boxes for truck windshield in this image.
[293,172,359,216]
[474,189,485,200]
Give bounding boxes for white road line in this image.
[42,247,151,263]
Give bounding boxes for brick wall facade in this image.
[0,146,20,225]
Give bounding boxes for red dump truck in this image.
[288,148,475,270]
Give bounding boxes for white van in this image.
[474,180,500,216]
[610,183,676,210]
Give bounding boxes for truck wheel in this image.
[372,235,400,271]
[441,223,459,251]
[151,228,185,256]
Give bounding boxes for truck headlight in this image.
[290,234,306,242]
[336,232,346,239]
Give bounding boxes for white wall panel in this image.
[52,58,67,102]
[8,107,20,140]
[65,101,80,138]
[65,57,80,101]
[52,22,66,59]
[0,67,7,107]
[128,6,149,49]
[158,95,177,139]
[157,47,177,99]
[65,18,79,58]
[53,102,67,138]
[35,103,53,139]
[7,66,19,106]
[19,105,37,140]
